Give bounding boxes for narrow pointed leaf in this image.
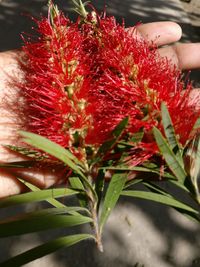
[169,179,190,192]
[161,102,182,162]
[130,131,144,143]
[1,206,89,222]
[99,172,127,233]
[10,179,82,216]
[19,131,84,172]
[184,117,200,148]
[103,166,174,179]
[69,177,87,207]
[122,190,198,214]
[143,181,199,216]
[192,117,200,132]
[153,127,187,183]
[96,117,129,158]
[143,181,172,196]
[0,214,92,237]
[0,160,39,169]
[0,207,89,226]
[95,169,105,212]
[4,145,47,160]
[69,177,85,190]
[19,180,66,209]
[19,131,97,200]
[124,179,143,189]
[0,234,93,267]
[0,188,77,209]
[113,117,129,138]
[179,211,200,224]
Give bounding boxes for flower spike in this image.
[48,0,60,26]
[17,3,200,163]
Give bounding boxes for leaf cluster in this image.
[0,103,200,266]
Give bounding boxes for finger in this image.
[131,21,182,46]
[12,164,66,188]
[0,162,66,198]
[189,89,200,109]
[159,43,200,69]
[0,170,26,198]
[0,50,20,68]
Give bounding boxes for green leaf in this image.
[130,131,144,143]
[0,188,78,209]
[113,117,129,138]
[1,206,89,222]
[139,182,200,223]
[95,169,105,212]
[96,117,129,159]
[169,179,190,193]
[103,166,174,179]
[179,211,200,224]
[19,180,67,209]
[124,179,143,189]
[99,172,127,233]
[19,131,97,200]
[19,131,84,173]
[121,190,199,214]
[153,127,187,183]
[143,181,200,216]
[161,102,183,162]
[71,0,89,18]
[0,213,92,237]
[184,117,200,148]
[0,160,39,169]
[143,181,173,197]
[191,117,200,133]
[3,145,48,160]
[69,177,88,207]
[0,234,93,267]
[69,177,85,191]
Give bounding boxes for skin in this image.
[0,21,200,198]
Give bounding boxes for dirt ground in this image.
[181,0,200,26]
[0,1,200,267]
[180,0,200,86]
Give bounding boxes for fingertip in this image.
[136,21,182,46]
[189,89,200,109]
[167,21,182,42]
[0,171,26,198]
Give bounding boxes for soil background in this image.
[0,1,200,267]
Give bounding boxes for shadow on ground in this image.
[1,193,200,267]
[0,0,199,52]
[0,1,200,266]
[0,0,199,85]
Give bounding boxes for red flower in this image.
[19,10,93,151]
[82,15,200,148]
[18,6,200,163]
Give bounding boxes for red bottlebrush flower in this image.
[18,4,200,163]
[19,9,93,152]
[82,14,200,149]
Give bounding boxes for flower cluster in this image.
[18,2,200,163]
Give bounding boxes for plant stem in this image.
[86,175,103,252]
[89,200,103,252]
[83,162,103,251]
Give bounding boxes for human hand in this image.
[0,21,200,198]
